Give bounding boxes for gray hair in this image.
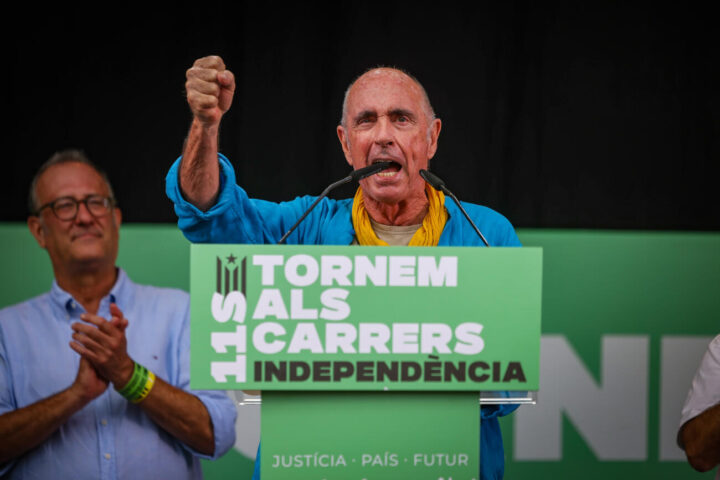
[29,149,116,214]
[340,66,437,128]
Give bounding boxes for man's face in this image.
[337,69,442,205]
[27,162,121,272]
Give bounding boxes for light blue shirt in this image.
[0,269,237,479]
[167,154,521,480]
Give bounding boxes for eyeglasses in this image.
[35,195,116,220]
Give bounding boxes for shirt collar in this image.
[49,268,129,315]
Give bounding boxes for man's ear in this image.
[113,206,122,228]
[27,216,47,249]
[427,118,442,159]
[337,125,353,167]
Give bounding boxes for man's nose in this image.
[74,201,94,224]
[373,116,394,147]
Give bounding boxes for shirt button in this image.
[104,453,111,460]
[101,419,108,426]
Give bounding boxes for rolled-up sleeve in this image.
[165,153,244,243]
[165,153,318,245]
[679,335,720,434]
[191,390,237,460]
[175,296,237,460]
[0,325,18,475]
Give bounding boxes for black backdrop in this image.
[3,2,718,229]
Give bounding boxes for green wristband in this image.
[117,362,150,401]
[117,362,142,396]
[131,370,156,404]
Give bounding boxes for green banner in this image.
[190,244,542,391]
[8,225,714,479]
[262,391,479,480]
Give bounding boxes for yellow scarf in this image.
[352,184,447,246]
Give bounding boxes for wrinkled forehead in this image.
[345,68,429,117]
[36,162,110,203]
[355,68,420,89]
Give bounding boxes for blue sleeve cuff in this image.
[185,390,238,460]
[481,402,520,420]
[165,153,239,219]
[166,153,259,243]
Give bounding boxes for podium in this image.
[190,245,542,479]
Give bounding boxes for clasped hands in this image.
[70,303,135,390]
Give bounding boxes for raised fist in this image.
[185,55,236,127]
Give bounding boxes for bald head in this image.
[340,67,436,128]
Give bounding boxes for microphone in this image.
[419,169,490,247]
[350,162,394,182]
[278,161,393,244]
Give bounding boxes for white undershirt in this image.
[352,219,422,246]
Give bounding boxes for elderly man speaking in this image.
[166,56,521,480]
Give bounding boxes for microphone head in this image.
[419,169,446,190]
[351,161,394,181]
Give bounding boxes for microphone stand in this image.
[419,169,490,247]
[278,162,393,244]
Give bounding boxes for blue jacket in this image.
[166,153,521,480]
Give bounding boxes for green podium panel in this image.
[190,244,542,392]
[262,391,479,480]
[190,243,541,479]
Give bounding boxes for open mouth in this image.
[373,160,401,177]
